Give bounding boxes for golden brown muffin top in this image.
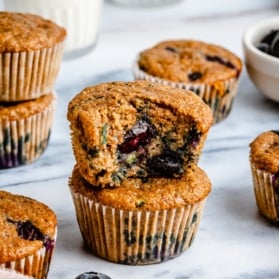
[137,40,242,83]
[0,190,57,263]
[0,12,66,52]
[250,130,279,173]
[0,93,56,121]
[67,80,213,133]
[70,164,211,211]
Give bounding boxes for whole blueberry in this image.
[75,271,111,279]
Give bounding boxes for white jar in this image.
[4,0,103,59]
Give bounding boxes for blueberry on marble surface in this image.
[75,271,111,279]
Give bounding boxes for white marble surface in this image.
[1,1,279,279]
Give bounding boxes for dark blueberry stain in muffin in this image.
[147,150,184,178]
[0,126,50,168]
[205,54,236,70]
[75,271,111,279]
[273,173,279,194]
[7,218,55,251]
[188,72,203,81]
[165,46,177,53]
[271,130,279,136]
[118,116,156,154]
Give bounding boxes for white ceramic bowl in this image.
[243,17,279,102]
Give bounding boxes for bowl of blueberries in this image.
[243,17,279,102]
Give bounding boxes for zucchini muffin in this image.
[69,164,211,265]
[0,92,56,168]
[67,81,213,187]
[133,39,243,123]
[249,130,279,223]
[0,190,57,278]
[0,12,66,101]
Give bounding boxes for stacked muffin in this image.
[0,12,66,168]
[67,80,213,264]
[133,40,243,124]
[0,190,57,279]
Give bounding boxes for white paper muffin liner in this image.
[69,183,207,265]
[133,61,240,124]
[250,163,279,223]
[0,42,64,101]
[0,229,57,279]
[0,94,56,168]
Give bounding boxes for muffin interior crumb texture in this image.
[68,81,213,187]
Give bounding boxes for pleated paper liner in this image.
[0,229,57,279]
[250,164,279,223]
[69,182,207,265]
[0,94,56,168]
[133,61,240,124]
[0,42,64,102]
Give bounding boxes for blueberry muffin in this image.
[0,12,66,101]
[133,40,243,123]
[69,164,211,265]
[0,190,57,278]
[0,92,56,168]
[67,80,213,187]
[249,130,279,223]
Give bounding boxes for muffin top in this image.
[249,130,279,173]
[0,12,66,52]
[0,92,56,121]
[0,190,57,263]
[70,164,211,211]
[137,40,242,83]
[68,80,213,133]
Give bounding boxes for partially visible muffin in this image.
[249,130,279,223]
[133,39,243,123]
[69,164,211,265]
[0,12,66,101]
[0,92,56,168]
[67,81,213,187]
[0,190,57,278]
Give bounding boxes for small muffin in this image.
[133,40,243,124]
[0,92,56,168]
[0,12,66,101]
[249,130,279,223]
[0,190,57,278]
[67,80,213,187]
[69,164,211,265]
